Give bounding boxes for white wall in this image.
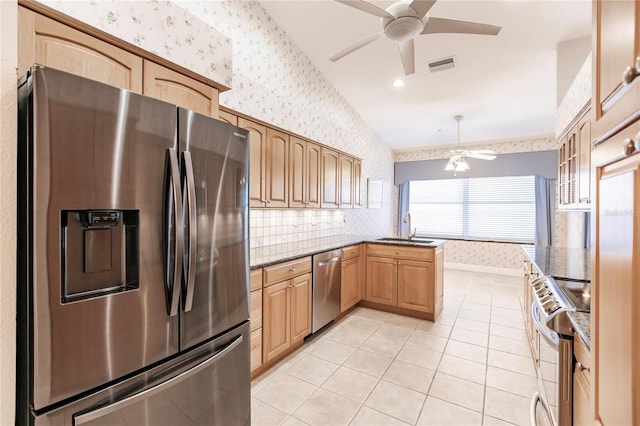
[556,36,591,106]
[0,1,17,423]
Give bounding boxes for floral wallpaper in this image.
[556,53,592,137]
[40,0,233,87]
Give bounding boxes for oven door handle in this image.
[531,302,560,348]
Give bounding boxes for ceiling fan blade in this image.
[422,17,502,36]
[329,32,384,62]
[409,0,437,18]
[466,153,497,160]
[335,0,394,18]
[398,39,415,75]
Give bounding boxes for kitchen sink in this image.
[375,237,434,244]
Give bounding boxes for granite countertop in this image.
[522,245,591,282]
[567,311,590,350]
[251,235,447,269]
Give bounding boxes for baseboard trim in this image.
[445,262,521,277]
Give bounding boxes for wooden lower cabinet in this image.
[573,332,591,426]
[365,256,397,306]
[262,272,312,364]
[592,119,640,425]
[290,274,312,344]
[262,281,290,363]
[364,245,443,320]
[341,256,361,312]
[397,259,433,313]
[250,329,262,373]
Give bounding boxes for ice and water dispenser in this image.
[61,210,139,302]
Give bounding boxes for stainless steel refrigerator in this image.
[16,66,251,425]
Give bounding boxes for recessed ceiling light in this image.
[393,79,405,88]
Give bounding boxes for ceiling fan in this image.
[330,0,502,75]
[445,115,496,172]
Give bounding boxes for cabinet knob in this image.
[622,138,636,156]
[290,267,296,272]
[265,200,271,205]
[622,57,640,85]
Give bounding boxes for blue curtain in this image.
[535,176,556,246]
[397,182,410,238]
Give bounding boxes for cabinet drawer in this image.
[250,268,263,292]
[250,289,262,331]
[366,244,434,261]
[574,331,591,371]
[342,244,361,260]
[263,257,312,286]
[250,328,262,372]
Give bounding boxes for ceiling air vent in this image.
[427,56,457,73]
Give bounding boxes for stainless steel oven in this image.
[528,276,576,426]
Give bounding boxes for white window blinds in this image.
[408,176,536,243]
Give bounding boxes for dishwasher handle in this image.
[317,256,340,267]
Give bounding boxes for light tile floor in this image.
[251,269,537,426]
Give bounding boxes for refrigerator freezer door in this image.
[34,322,251,426]
[178,108,250,350]
[24,67,180,410]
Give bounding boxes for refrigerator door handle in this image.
[165,148,183,317]
[73,334,244,425]
[182,151,198,312]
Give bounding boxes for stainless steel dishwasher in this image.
[312,249,342,333]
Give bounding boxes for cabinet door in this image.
[250,328,262,372]
[321,148,340,208]
[339,155,354,208]
[290,273,312,344]
[593,0,640,140]
[249,289,262,332]
[593,127,640,425]
[578,117,592,204]
[365,256,397,306]
[19,8,142,91]
[353,159,362,208]
[289,137,306,208]
[143,60,218,117]
[262,281,290,363]
[266,128,289,208]
[238,118,267,208]
[306,142,322,208]
[218,110,238,126]
[341,256,360,312]
[397,259,433,313]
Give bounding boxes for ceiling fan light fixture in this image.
[383,16,425,41]
[444,160,455,171]
[393,79,406,87]
[455,158,469,172]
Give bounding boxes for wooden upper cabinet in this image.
[289,137,307,208]
[321,148,340,208]
[306,142,322,208]
[288,137,321,208]
[143,60,219,117]
[218,110,238,126]
[265,128,289,208]
[353,159,363,208]
[239,118,267,208]
[593,0,640,141]
[578,114,592,204]
[339,155,354,208]
[18,7,142,91]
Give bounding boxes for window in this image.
[408,176,536,243]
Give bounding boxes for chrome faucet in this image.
[403,212,416,240]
